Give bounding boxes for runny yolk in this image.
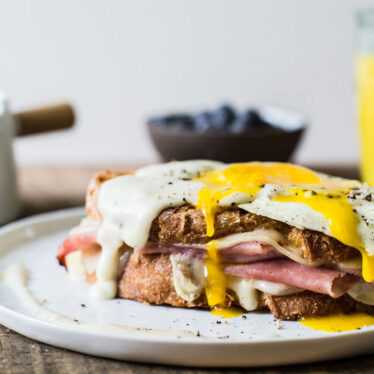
[300,313,374,332]
[193,162,374,314]
[211,307,243,318]
[195,163,321,237]
[205,240,243,317]
[205,240,226,307]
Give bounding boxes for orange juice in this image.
[356,54,374,184]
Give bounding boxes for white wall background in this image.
[1,0,372,166]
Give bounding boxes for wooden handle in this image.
[14,103,75,136]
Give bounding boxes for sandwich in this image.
[57,160,374,321]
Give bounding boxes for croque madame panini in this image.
[57,161,374,320]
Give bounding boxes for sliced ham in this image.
[220,241,275,254]
[138,243,206,259]
[138,241,283,263]
[224,259,359,298]
[219,242,284,263]
[222,250,284,263]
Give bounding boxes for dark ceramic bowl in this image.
[147,107,307,163]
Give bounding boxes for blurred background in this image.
[1,0,373,167]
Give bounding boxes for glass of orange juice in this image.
[356,10,374,184]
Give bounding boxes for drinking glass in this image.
[356,10,374,183]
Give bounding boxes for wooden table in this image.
[1,165,372,374]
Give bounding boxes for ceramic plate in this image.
[0,208,373,367]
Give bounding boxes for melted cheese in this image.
[348,281,374,305]
[93,160,374,301]
[213,229,284,249]
[300,313,374,332]
[65,251,86,281]
[170,254,205,302]
[65,246,101,281]
[227,276,304,312]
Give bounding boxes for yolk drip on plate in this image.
[300,313,374,332]
[193,162,374,317]
[211,307,243,318]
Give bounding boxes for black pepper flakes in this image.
[366,194,372,202]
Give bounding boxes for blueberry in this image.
[231,109,267,133]
[246,110,264,129]
[150,114,194,129]
[210,104,236,130]
[193,111,212,132]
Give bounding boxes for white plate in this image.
[0,208,374,367]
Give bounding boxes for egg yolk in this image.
[300,313,374,332]
[210,307,243,318]
[195,163,321,237]
[205,240,226,306]
[193,162,374,314]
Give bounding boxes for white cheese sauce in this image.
[89,226,123,299]
[98,160,224,249]
[3,264,201,339]
[93,160,224,299]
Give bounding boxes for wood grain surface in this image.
[0,164,369,374]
